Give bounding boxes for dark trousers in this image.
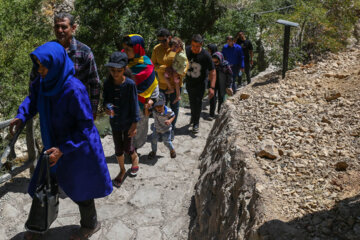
[209,87,224,116]
[186,83,205,126]
[112,129,135,156]
[240,61,251,84]
[160,88,182,129]
[231,65,240,93]
[50,175,97,229]
[75,199,98,229]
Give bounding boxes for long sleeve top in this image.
[221,43,245,68]
[151,43,185,90]
[16,76,112,202]
[103,77,140,131]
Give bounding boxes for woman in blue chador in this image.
[10,42,113,240]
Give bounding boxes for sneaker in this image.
[170,150,176,158]
[192,124,199,133]
[148,151,156,160]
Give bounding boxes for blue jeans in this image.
[151,130,174,153]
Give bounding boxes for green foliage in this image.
[203,8,257,45]
[0,0,52,119]
[253,0,360,67]
[0,0,358,119]
[74,0,225,75]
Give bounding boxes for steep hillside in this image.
[189,46,360,240]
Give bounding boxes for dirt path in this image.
[0,103,215,240]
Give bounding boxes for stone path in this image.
[0,104,216,240]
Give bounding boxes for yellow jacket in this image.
[151,44,188,90]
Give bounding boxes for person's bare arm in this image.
[165,115,176,126]
[128,122,137,137]
[208,69,216,99]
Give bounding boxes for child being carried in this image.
[163,37,187,104]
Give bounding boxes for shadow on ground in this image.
[188,193,360,240]
[10,225,79,240]
[0,176,68,199]
[0,177,29,198]
[258,194,360,240]
[105,153,160,167]
[252,75,280,88]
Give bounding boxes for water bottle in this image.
[106,103,114,119]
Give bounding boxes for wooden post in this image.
[26,119,38,175]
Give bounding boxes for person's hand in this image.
[128,127,137,137]
[105,109,114,116]
[240,68,245,72]
[172,95,181,104]
[165,120,171,126]
[93,113,97,121]
[9,118,22,136]
[45,147,63,167]
[146,99,154,108]
[144,102,150,110]
[208,88,215,99]
[226,88,233,96]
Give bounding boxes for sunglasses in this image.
[157,39,167,43]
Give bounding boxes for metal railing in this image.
[0,119,36,184]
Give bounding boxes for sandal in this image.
[112,178,122,188]
[130,156,139,176]
[112,171,126,188]
[148,151,156,160]
[69,222,101,240]
[130,166,139,176]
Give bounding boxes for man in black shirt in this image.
[186,34,216,133]
[236,31,253,85]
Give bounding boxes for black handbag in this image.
[25,153,59,233]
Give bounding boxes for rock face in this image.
[189,46,360,239]
[189,102,283,240]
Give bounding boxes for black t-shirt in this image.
[236,39,253,61]
[185,46,215,86]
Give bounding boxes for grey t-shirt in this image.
[153,106,175,134]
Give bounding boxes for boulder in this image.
[240,93,250,100]
[256,140,279,160]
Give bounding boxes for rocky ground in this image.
[189,46,360,240]
[0,104,215,240]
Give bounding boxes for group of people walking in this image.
[9,12,253,240]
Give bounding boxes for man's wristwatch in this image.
[210,86,215,90]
